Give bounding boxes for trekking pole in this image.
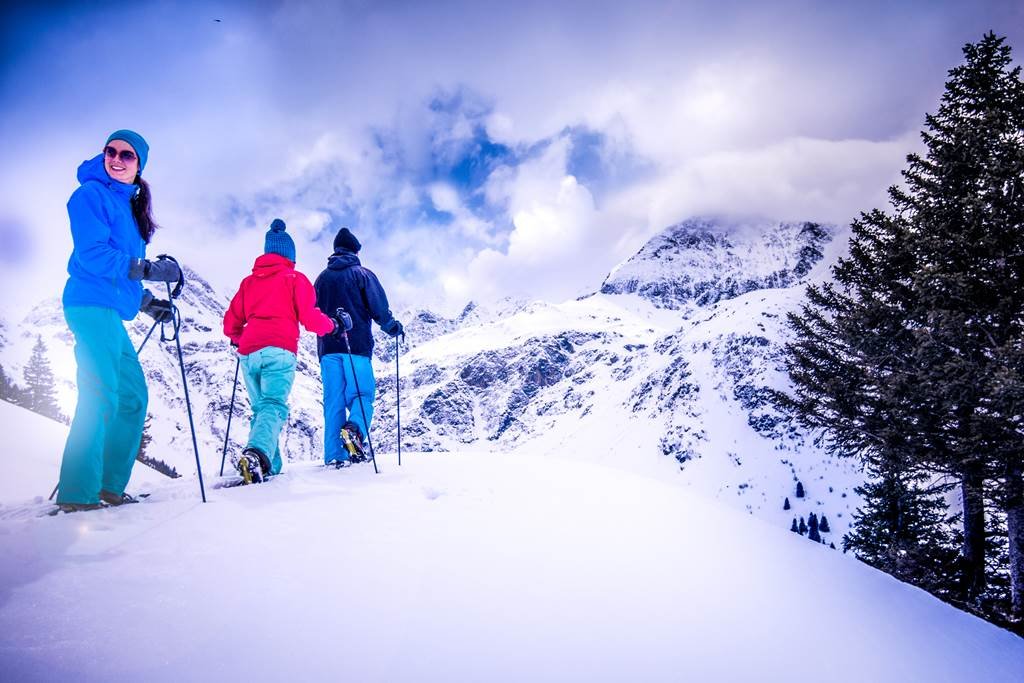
[219,356,241,476]
[341,332,379,474]
[395,334,401,467]
[136,318,160,355]
[160,258,207,503]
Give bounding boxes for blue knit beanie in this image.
[264,218,296,262]
[106,129,149,173]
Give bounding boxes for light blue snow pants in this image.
[58,306,147,504]
[239,347,296,476]
[320,353,375,465]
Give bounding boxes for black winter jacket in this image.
[313,250,396,358]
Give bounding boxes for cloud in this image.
[445,139,609,302]
[1,0,1021,319]
[0,216,33,265]
[639,134,918,229]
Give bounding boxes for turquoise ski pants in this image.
[320,352,375,465]
[58,306,147,504]
[239,346,296,475]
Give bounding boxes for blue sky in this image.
[1,0,1022,317]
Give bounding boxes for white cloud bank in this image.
[0,0,1020,318]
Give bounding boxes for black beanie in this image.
[334,227,361,253]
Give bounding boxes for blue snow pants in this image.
[58,306,147,505]
[239,347,296,476]
[320,352,375,465]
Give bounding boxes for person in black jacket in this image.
[314,228,403,466]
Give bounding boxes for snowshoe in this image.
[231,447,269,484]
[49,502,105,516]
[99,490,140,506]
[340,422,367,463]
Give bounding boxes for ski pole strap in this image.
[156,254,185,299]
[160,281,181,343]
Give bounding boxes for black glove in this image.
[332,308,353,334]
[382,319,404,339]
[128,257,181,283]
[140,292,173,323]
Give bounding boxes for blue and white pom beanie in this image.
[264,219,296,262]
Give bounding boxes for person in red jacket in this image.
[223,219,345,483]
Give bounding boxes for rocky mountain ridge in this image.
[601,217,832,309]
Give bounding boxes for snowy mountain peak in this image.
[600,216,834,309]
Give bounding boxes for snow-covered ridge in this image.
[601,216,833,309]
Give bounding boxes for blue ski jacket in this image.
[62,154,146,320]
[314,250,396,358]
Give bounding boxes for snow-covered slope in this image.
[0,216,860,542]
[1,452,1021,682]
[0,400,163,504]
[369,217,860,539]
[2,216,1022,680]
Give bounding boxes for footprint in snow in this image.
[422,487,444,501]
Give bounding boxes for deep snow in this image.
[1,403,1022,682]
[0,401,164,504]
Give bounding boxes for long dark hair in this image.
[132,175,158,243]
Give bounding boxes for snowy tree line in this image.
[0,336,66,424]
[777,33,1024,633]
[0,338,180,478]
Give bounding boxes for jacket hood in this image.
[252,252,295,276]
[327,249,361,270]
[77,153,137,199]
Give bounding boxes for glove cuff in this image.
[128,258,149,281]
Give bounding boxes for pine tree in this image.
[991,356,1024,622]
[23,336,61,421]
[893,32,1024,614]
[795,481,805,499]
[808,513,821,543]
[783,497,791,510]
[799,517,808,535]
[134,414,180,479]
[843,455,961,600]
[777,32,1024,621]
[0,363,16,403]
[137,414,153,462]
[820,516,831,534]
[791,518,799,533]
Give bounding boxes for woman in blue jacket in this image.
[56,130,181,512]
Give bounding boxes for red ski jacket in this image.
[224,253,335,355]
